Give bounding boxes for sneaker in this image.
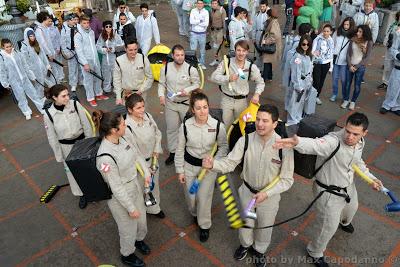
[316,98,322,105]
[234,245,249,261]
[377,83,388,90]
[361,80,365,84]
[25,114,32,120]
[349,102,355,110]
[341,100,349,109]
[79,196,87,209]
[329,95,336,102]
[200,64,207,70]
[165,153,175,165]
[253,249,267,267]
[309,255,329,267]
[121,253,145,267]
[339,222,354,233]
[96,95,109,100]
[88,100,97,107]
[209,59,219,66]
[379,107,389,114]
[135,240,151,255]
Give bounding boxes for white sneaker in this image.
[25,114,31,120]
[316,98,322,105]
[341,100,349,109]
[200,64,207,70]
[209,59,219,66]
[349,102,356,110]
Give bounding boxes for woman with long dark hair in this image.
[330,17,355,102]
[94,110,151,267]
[43,84,92,208]
[342,25,373,110]
[175,89,228,242]
[286,35,313,126]
[96,20,124,94]
[125,93,165,218]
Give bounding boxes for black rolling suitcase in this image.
[295,114,337,179]
[65,137,116,202]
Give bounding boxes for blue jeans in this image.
[332,64,347,97]
[344,65,365,102]
[190,32,206,65]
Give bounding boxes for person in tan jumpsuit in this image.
[95,110,151,267]
[210,40,265,128]
[175,90,228,242]
[125,93,165,218]
[113,38,154,105]
[274,112,384,267]
[158,44,200,165]
[43,84,92,209]
[203,104,294,267]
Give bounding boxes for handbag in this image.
[255,25,276,54]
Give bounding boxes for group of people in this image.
[0,0,398,267]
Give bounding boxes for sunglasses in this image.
[301,43,309,47]
[105,25,112,28]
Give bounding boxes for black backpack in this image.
[65,137,116,202]
[118,23,136,42]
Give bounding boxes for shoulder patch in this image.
[100,163,111,173]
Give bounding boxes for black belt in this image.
[395,65,400,70]
[59,133,85,145]
[211,27,223,31]
[243,180,261,194]
[316,180,351,203]
[184,149,202,167]
[219,87,247,99]
[175,99,189,106]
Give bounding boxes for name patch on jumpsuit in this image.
[208,128,216,132]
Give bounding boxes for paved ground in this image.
[1,3,400,267]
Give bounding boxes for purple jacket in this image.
[90,16,103,41]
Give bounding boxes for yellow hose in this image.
[197,66,205,89]
[260,175,280,193]
[223,55,233,91]
[83,108,96,137]
[197,142,218,182]
[226,118,239,143]
[352,164,375,184]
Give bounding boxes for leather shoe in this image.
[121,253,144,267]
[165,153,175,165]
[135,240,151,255]
[78,196,87,209]
[199,228,209,242]
[340,223,354,233]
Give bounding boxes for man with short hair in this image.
[113,0,136,29]
[158,44,200,165]
[115,13,136,41]
[135,3,160,56]
[274,112,384,267]
[113,39,154,105]
[229,6,251,52]
[75,15,109,107]
[203,104,294,267]
[209,0,227,67]
[211,40,264,128]
[189,0,209,69]
[252,0,269,70]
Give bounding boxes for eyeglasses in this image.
[301,43,309,47]
[120,6,126,9]
[105,25,112,28]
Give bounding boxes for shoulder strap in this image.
[242,134,249,161]
[183,118,188,142]
[141,53,145,66]
[248,60,253,81]
[97,153,118,165]
[44,108,53,123]
[215,120,221,141]
[116,57,121,68]
[313,141,341,177]
[73,99,78,113]
[188,65,192,76]
[126,124,132,133]
[116,22,120,31]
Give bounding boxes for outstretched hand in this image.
[273,135,299,149]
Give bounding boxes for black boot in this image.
[165,153,175,165]
[135,240,151,255]
[234,245,249,261]
[121,253,145,267]
[79,196,87,209]
[339,222,354,233]
[199,228,209,242]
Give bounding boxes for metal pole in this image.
[106,0,113,12]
